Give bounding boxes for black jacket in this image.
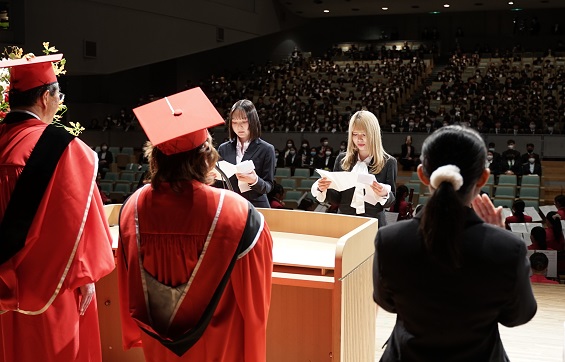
[374,209,537,362]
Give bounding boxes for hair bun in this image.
[430,165,464,191]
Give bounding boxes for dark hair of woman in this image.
[512,199,526,222]
[143,136,218,193]
[228,99,261,141]
[546,211,563,241]
[530,226,547,250]
[393,185,409,213]
[419,126,486,269]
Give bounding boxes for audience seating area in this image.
[396,160,565,217]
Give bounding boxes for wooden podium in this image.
[96,206,378,362]
[260,208,378,362]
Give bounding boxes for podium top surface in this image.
[272,231,337,270]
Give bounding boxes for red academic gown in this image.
[0,117,115,361]
[118,181,273,362]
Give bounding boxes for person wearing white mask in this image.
[311,110,397,227]
[521,155,542,176]
[485,150,503,176]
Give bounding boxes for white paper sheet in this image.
[539,205,557,217]
[315,169,358,191]
[524,206,542,222]
[215,160,256,193]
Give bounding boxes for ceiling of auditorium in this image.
[277,0,565,17]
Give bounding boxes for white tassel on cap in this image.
[430,165,464,191]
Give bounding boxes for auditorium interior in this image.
[3,0,565,361]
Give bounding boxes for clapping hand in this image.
[471,193,504,228]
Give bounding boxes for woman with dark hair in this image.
[217,99,276,208]
[373,125,536,361]
[267,182,286,209]
[118,89,273,361]
[504,199,532,230]
[389,184,411,220]
[545,211,564,251]
[529,226,548,250]
[311,110,397,227]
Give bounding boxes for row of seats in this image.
[275,167,319,180]
[401,173,542,208]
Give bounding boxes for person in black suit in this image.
[521,158,542,176]
[97,142,113,176]
[217,99,276,208]
[312,110,397,228]
[501,152,522,175]
[373,126,536,361]
[314,147,336,171]
[520,143,541,165]
[399,135,417,171]
[485,150,503,176]
[284,146,302,169]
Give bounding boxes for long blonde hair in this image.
[341,110,391,173]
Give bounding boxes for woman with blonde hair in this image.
[311,110,397,226]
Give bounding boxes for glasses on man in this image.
[58,92,65,102]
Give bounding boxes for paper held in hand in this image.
[315,169,390,206]
[215,160,256,192]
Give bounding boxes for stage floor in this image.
[374,283,565,361]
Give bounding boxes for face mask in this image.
[287,143,293,148]
[529,158,535,163]
[311,152,316,156]
[340,145,346,150]
[101,147,108,151]
[325,151,332,156]
[408,122,415,127]
[487,155,493,161]
[275,153,279,157]
[323,141,329,146]
[302,143,308,148]
[508,145,514,149]
[548,127,554,132]
[290,151,296,155]
[530,125,536,130]
[488,147,495,152]
[426,123,431,128]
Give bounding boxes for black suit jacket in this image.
[521,162,542,176]
[217,138,275,208]
[400,144,416,159]
[374,209,536,362]
[325,153,397,227]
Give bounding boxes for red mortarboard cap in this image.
[0,54,63,92]
[133,87,225,155]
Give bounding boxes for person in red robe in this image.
[118,87,273,362]
[0,55,115,361]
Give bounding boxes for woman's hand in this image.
[236,170,258,184]
[78,283,95,316]
[472,193,504,228]
[317,177,331,192]
[370,181,388,197]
